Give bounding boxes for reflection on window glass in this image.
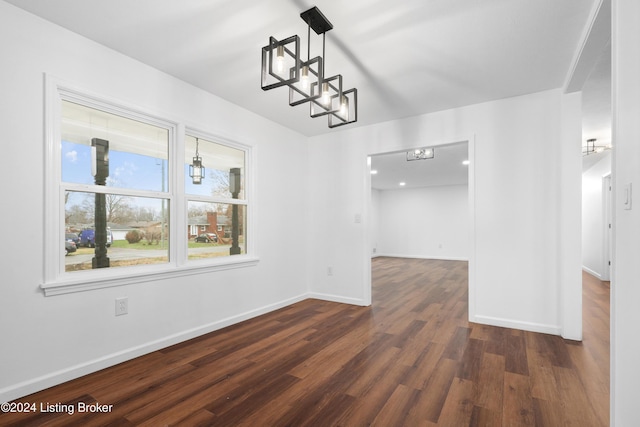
[61,100,169,192]
[64,191,169,272]
[185,136,245,199]
[187,201,246,260]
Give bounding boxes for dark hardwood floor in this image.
[1,258,610,426]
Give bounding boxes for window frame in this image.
[42,76,258,296]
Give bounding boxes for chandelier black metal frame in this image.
[261,6,358,128]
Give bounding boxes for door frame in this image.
[602,173,612,281]
[364,135,476,319]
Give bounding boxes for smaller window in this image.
[185,135,247,263]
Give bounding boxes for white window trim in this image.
[42,75,258,296]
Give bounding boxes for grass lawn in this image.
[107,240,223,250]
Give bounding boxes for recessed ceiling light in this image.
[399,182,406,186]
[462,160,470,165]
[370,169,378,174]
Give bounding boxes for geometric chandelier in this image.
[261,6,358,128]
[582,138,611,156]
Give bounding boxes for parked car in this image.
[65,232,79,244]
[78,228,113,248]
[65,240,77,255]
[195,233,218,243]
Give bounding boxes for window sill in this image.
[40,256,260,296]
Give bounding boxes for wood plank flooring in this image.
[1,258,610,426]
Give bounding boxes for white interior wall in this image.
[0,2,310,402]
[375,185,469,260]
[611,1,640,424]
[581,153,612,278]
[308,88,583,339]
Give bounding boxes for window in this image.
[43,78,256,295]
[61,100,171,272]
[185,136,247,261]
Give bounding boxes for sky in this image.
[62,140,230,213]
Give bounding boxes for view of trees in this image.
[65,169,238,231]
[65,192,167,225]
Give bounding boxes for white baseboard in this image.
[307,292,370,307]
[582,265,602,280]
[0,293,309,403]
[376,253,469,262]
[471,314,561,336]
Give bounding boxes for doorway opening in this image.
[365,138,475,318]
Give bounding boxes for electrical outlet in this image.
[327,266,333,276]
[115,297,128,316]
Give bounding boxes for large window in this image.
[61,100,171,272]
[43,79,255,295]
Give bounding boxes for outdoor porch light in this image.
[189,138,205,185]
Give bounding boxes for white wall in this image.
[308,88,583,339]
[0,2,310,402]
[611,1,640,425]
[581,153,612,278]
[375,185,469,260]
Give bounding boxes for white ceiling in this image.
[5,0,601,137]
[371,142,468,190]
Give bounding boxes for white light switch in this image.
[354,214,362,223]
[624,183,632,210]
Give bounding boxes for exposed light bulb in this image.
[340,95,349,120]
[300,65,309,89]
[321,82,331,106]
[275,45,285,74]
